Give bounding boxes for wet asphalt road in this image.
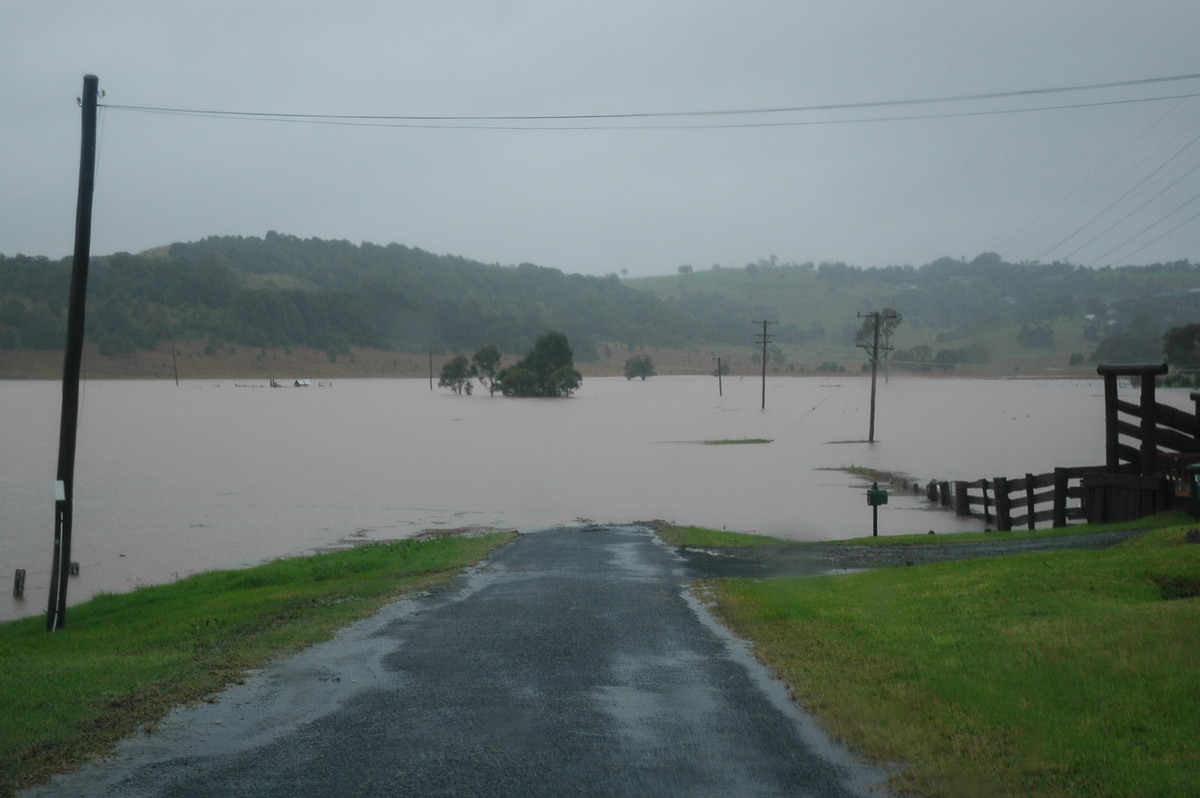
[25,525,889,797]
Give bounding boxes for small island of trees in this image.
[439,331,582,398]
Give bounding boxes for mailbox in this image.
[867,482,888,506]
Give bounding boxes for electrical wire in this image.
[1033,125,1200,262]
[993,87,1200,255]
[1089,190,1200,265]
[98,71,1200,130]
[1062,154,1200,261]
[1108,204,1200,263]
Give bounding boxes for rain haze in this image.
[3,0,1199,277]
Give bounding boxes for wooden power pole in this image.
[753,320,775,409]
[47,74,100,631]
[856,311,896,443]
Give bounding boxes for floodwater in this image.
[2,375,1190,622]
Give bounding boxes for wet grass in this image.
[0,533,514,796]
[649,523,794,548]
[700,438,773,445]
[840,512,1191,547]
[698,523,1200,797]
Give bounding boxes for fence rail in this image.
[951,465,1108,530]
[925,366,1200,531]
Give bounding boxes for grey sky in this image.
[3,1,1199,277]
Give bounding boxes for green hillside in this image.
[2,239,1198,378]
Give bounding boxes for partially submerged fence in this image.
[947,465,1105,530]
[933,364,1200,531]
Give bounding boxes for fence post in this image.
[1053,467,1068,527]
[1141,376,1158,476]
[1191,390,1200,450]
[994,476,1010,531]
[1026,473,1037,530]
[982,480,992,527]
[927,480,938,502]
[955,481,969,516]
[940,481,951,508]
[1102,370,1120,473]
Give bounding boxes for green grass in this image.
[0,533,514,796]
[701,438,773,445]
[655,514,1190,550]
[702,524,1200,797]
[649,523,794,548]
[837,512,1192,547]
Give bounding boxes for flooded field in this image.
[3,375,1188,622]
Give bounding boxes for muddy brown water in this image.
[2,375,1189,622]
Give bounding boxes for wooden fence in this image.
[950,465,1107,530]
[920,365,1200,531]
[1098,363,1200,475]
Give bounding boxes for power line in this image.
[1089,189,1200,265]
[99,71,1200,130]
[994,87,1200,255]
[1033,125,1200,262]
[1062,152,1200,261]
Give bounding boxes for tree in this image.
[1017,324,1055,349]
[498,331,582,397]
[854,308,902,353]
[1163,323,1200,366]
[438,355,473,395]
[470,344,502,395]
[1089,332,1160,364]
[624,354,655,380]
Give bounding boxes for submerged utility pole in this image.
[753,320,775,410]
[47,74,100,631]
[856,311,897,444]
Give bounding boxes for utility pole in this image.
[856,311,897,444]
[753,320,775,410]
[47,74,100,631]
[714,356,723,397]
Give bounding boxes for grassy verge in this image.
[0,532,514,796]
[838,511,1191,547]
[654,513,1189,549]
[648,522,795,549]
[701,438,773,445]
[696,524,1200,797]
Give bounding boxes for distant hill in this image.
[2,237,1197,377]
[628,254,1200,374]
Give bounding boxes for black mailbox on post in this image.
[867,481,888,537]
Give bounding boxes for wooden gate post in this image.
[994,476,1010,531]
[1053,467,1069,528]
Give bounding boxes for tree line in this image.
[5,236,1200,371]
[0,235,715,359]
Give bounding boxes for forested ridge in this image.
[0,233,702,361]
[2,235,1199,371]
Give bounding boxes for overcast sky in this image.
[3,1,1200,277]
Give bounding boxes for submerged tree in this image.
[470,344,503,396]
[498,331,582,397]
[438,355,473,395]
[624,354,655,380]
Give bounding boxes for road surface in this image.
[24,525,890,797]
